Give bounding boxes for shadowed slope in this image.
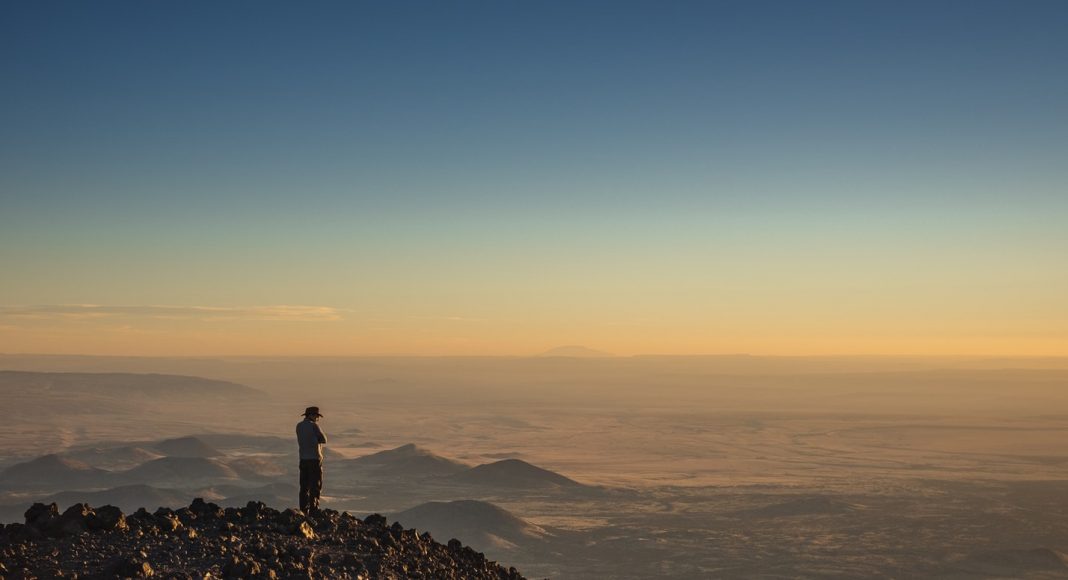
[394,500,547,550]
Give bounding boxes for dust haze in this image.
[3,353,1068,578]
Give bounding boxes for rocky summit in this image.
[0,499,527,579]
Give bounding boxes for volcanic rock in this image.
[104,555,155,578]
[0,499,527,579]
[24,502,58,530]
[89,504,127,531]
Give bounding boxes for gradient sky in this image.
[2,1,1066,356]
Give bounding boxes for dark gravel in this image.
[0,499,527,579]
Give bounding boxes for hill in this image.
[394,500,546,550]
[118,457,239,485]
[346,444,469,478]
[152,436,222,458]
[0,500,526,579]
[192,433,292,454]
[450,459,583,490]
[0,454,112,489]
[43,484,190,514]
[63,446,163,470]
[225,456,289,480]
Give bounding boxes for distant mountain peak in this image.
[0,453,109,489]
[536,345,613,358]
[12,454,93,472]
[153,436,221,458]
[363,443,435,458]
[451,458,583,489]
[347,443,470,478]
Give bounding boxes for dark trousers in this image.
[299,459,323,512]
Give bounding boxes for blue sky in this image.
[2,1,1066,355]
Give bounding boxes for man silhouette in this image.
[296,406,327,513]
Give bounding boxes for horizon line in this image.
[3,352,1068,360]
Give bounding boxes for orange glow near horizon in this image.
[1,306,1065,357]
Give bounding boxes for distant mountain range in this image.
[68,434,292,459]
[536,345,613,358]
[1,436,268,491]
[342,443,590,492]
[42,484,191,514]
[0,481,303,523]
[0,434,594,538]
[0,371,259,399]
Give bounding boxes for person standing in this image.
[296,406,327,513]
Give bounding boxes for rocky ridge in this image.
[0,499,527,579]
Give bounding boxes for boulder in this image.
[189,497,222,517]
[155,512,183,532]
[364,513,387,527]
[89,505,127,531]
[24,502,59,530]
[54,503,95,536]
[292,520,316,540]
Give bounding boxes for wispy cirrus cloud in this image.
[0,304,345,322]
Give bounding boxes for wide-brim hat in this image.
[302,406,323,417]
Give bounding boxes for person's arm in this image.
[316,424,327,444]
